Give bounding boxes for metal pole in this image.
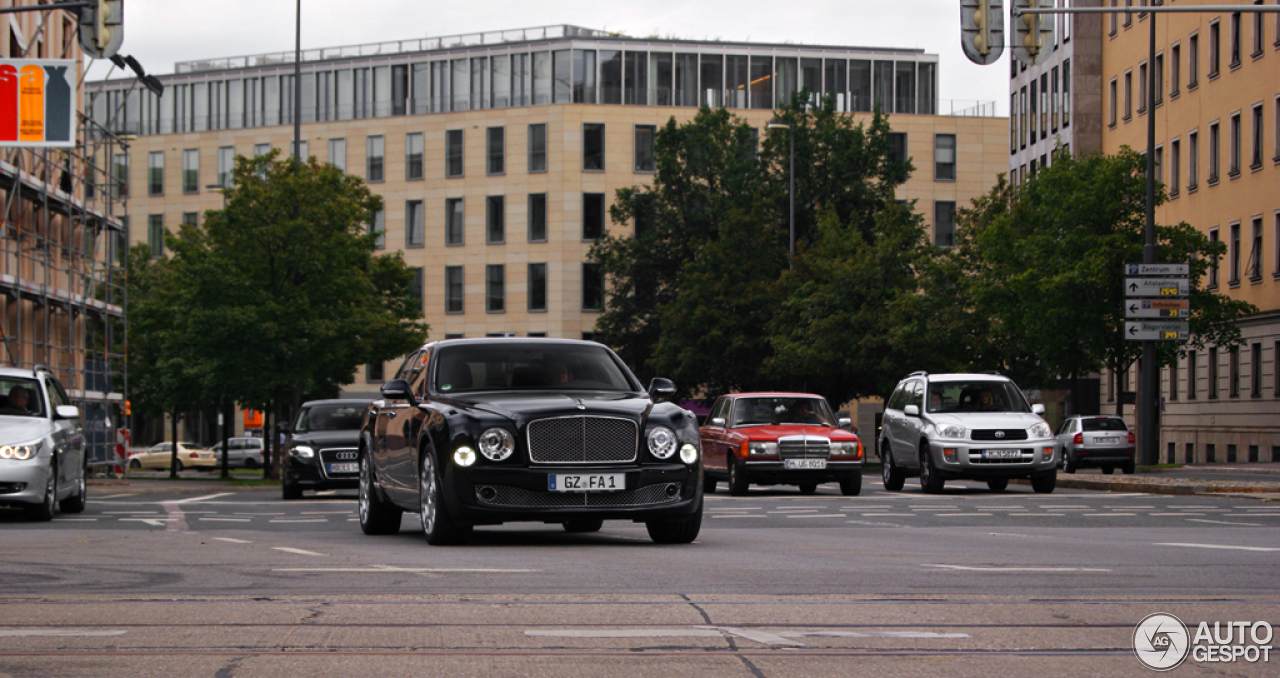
[293,0,301,163]
[788,128,795,265]
[1139,11,1160,467]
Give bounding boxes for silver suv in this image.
[878,372,1058,494]
[0,366,86,520]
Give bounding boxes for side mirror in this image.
[710,417,726,427]
[380,379,416,406]
[54,405,80,420]
[903,404,920,417]
[837,417,852,430]
[1031,404,1046,415]
[648,377,676,398]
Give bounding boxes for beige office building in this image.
[86,25,1008,405]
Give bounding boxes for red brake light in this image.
[1128,431,1135,444]
[1073,433,1083,445]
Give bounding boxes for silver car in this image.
[0,366,86,521]
[210,437,266,469]
[1056,415,1136,474]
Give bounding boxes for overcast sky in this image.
[86,0,1008,114]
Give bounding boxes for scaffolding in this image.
[1,111,129,477]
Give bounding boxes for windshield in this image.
[294,404,366,432]
[0,378,44,418]
[926,381,1032,414]
[1082,418,1128,432]
[731,397,835,427]
[434,343,637,393]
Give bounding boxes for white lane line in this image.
[987,533,1050,539]
[301,511,354,514]
[860,513,915,517]
[119,518,175,526]
[1101,493,1151,497]
[273,566,540,573]
[0,630,128,638]
[1038,505,1089,509]
[269,519,329,523]
[1009,513,1066,517]
[1151,512,1203,516]
[1106,505,1155,509]
[923,564,1113,573]
[212,537,252,544]
[59,518,98,521]
[1083,513,1137,517]
[272,547,327,557]
[527,629,723,639]
[846,520,904,527]
[104,511,157,514]
[712,515,761,519]
[235,512,284,516]
[934,513,993,517]
[767,510,818,514]
[786,513,847,519]
[781,630,971,639]
[92,494,139,500]
[169,493,234,504]
[1156,542,1280,552]
[1186,518,1264,527]
[698,626,805,647]
[199,517,251,523]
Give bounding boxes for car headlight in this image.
[477,427,515,461]
[0,440,40,460]
[647,426,677,459]
[935,425,967,440]
[291,445,315,459]
[453,446,477,467]
[1029,423,1052,439]
[833,441,859,458]
[748,441,777,456]
[679,443,699,465]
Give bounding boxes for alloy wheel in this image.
[358,455,371,525]
[420,454,437,534]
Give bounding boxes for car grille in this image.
[777,436,832,460]
[318,447,359,478]
[474,483,681,508]
[526,416,638,464]
[967,449,1036,464]
[970,429,1029,442]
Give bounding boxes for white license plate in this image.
[784,459,827,470]
[1095,437,1120,445]
[328,463,359,474]
[548,473,625,492]
[982,450,1022,460]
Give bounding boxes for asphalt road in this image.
[1,479,1277,677]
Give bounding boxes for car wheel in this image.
[1031,470,1057,494]
[1122,460,1136,475]
[128,459,141,470]
[419,450,471,546]
[727,457,749,496]
[1063,453,1077,474]
[645,499,702,544]
[174,459,184,473]
[839,472,862,496]
[23,467,56,522]
[798,483,818,495]
[703,475,716,494]
[563,519,604,533]
[60,472,87,514]
[244,458,258,469]
[1101,465,1115,475]
[919,447,945,494]
[882,444,905,491]
[281,479,303,500]
[986,478,1009,492]
[357,452,402,535]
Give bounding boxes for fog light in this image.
[679,443,699,465]
[477,486,497,502]
[942,448,957,463]
[665,483,680,497]
[1042,447,1054,461]
[453,446,477,467]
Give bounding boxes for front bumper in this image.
[284,457,358,490]
[741,460,862,485]
[0,457,50,506]
[444,463,702,525]
[929,440,1058,479]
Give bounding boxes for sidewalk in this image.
[1011,464,1280,500]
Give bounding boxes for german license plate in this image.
[981,450,1022,460]
[328,462,358,474]
[784,459,827,470]
[548,473,624,492]
[1096,437,1120,444]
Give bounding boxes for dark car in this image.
[358,338,703,545]
[281,399,372,499]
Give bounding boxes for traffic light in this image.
[1012,0,1054,67]
[77,1,123,59]
[960,0,1005,66]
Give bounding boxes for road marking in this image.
[767,510,818,514]
[119,518,175,526]
[0,630,128,637]
[935,513,993,517]
[712,515,760,519]
[212,537,252,544]
[170,493,234,504]
[1038,505,1089,509]
[235,512,284,515]
[1106,505,1155,509]
[527,628,723,639]
[199,517,251,522]
[786,513,847,519]
[272,547,327,557]
[987,533,1049,539]
[860,513,914,517]
[1102,493,1151,497]
[302,511,354,514]
[273,566,540,573]
[922,564,1112,572]
[1151,512,1203,516]
[92,494,139,500]
[780,630,971,639]
[845,520,904,527]
[1083,513,1136,516]
[698,626,805,647]
[104,510,157,514]
[269,519,329,523]
[1156,542,1280,552]
[1186,518,1264,527]
[1009,513,1064,516]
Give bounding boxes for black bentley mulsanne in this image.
[358,338,704,545]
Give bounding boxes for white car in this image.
[0,366,86,521]
[210,437,266,469]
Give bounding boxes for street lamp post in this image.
[766,119,795,265]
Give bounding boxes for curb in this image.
[1010,476,1280,499]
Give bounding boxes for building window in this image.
[1063,59,1071,128]
[582,263,604,311]
[1254,8,1266,57]
[147,215,164,258]
[1187,350,1198,399]
[583,123,605,171]
[255,143,272,158]
[486,126,505,175]
[1209,346,1219,399]
[327,138,345,171]
[1252,343,1263,398]
[888,132,908,165]
[180,149,198,194]
[934,134,956,181]
[1170,139,1181,197]
[1155,145,1163,184]
[1039,73,1047,137]
[1110,0,1118,36]
[1124,0,1132,27]
[1276,341,1280,398]
[1249,216,1263,281]
[528,123,547,172]
[1188,130,1199,190]
[368,209,384,249]
[1138,61,1147,114]
[1051,66,1060,133]
[405,132,423,180]
[634,124,656,172]
[1208,122,1220,183]
[445,129,463,177]
[1020,87,1027,149]
[1209,227,1221,287]
[528,193,547,242]
[405,200,424,248]
[1229,345,1240,398]
[1189,33,1200,87]
[1123,70,1132,120]
[528,263,547,312]
[1030,79,1038,139]
[445,198,464,246]
[934,201,956,248]
[1229,221,1241,285]
[583,193,605,240]
[147,151,163,196]
[486,195,505,244]
[1230,12,1242,68]
[1251,104,1264,169]
[486,264,505,313]
[1169,359,1179,401]
[445,266,464,314]
[214,146,233,188]
[292,139,308,160]
[1276,96,1280,163]
[1275,211,1280,278]
[1154,52,1163,105]
[1010,93,1019,153]
[1209,20,1221,77]
[367,362,384,383]
[409,267,424,308]
[366,135,384,182]
[1171,43,1181,96]
[1109,78,1118,127]
[1229,112,1242,177]
[181,212,198,227]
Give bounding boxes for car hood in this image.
[0,417,51,443]
[716,424,857,442]
[289,430,361,447]
[446,391,652,426]
[926,412,1046,429]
